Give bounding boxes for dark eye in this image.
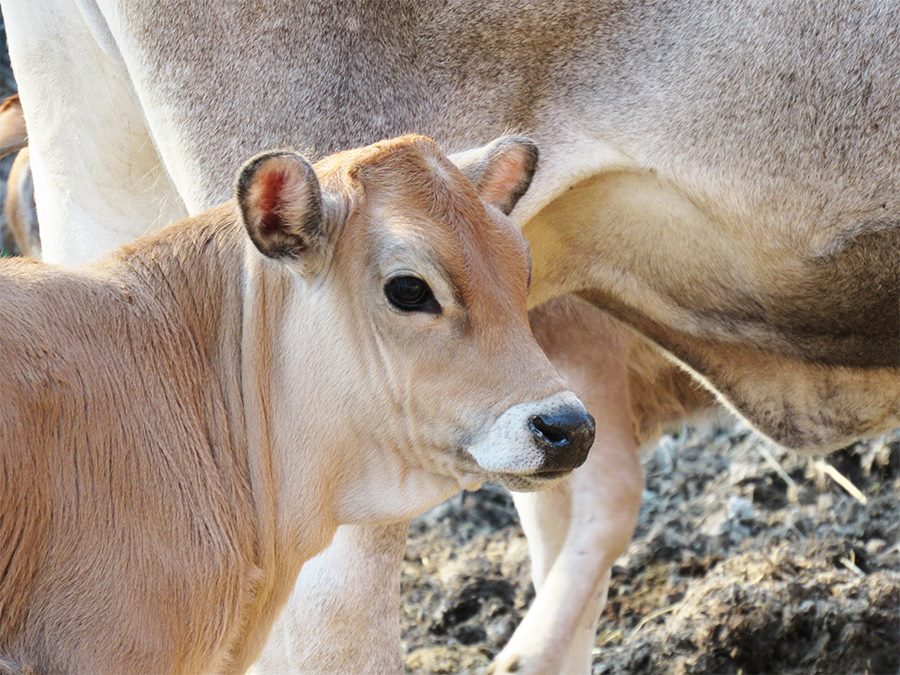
[384,276,441,314]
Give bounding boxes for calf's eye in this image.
[384,276,441,314]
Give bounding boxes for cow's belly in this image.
[523,169,900,451]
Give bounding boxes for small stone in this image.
[727,495,755,523]
[816,493,834,510]
[865,538,887,555]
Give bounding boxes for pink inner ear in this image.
[482,153,526,206]
[257,169,287,232]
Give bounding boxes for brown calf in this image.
[0,135,593,672]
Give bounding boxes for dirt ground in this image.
[401,421,900,674]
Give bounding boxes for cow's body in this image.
[3,1,898,671]
[0,135,592,672]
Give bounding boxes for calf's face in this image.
[237,135,594,491]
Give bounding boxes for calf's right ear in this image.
[236,150,327,269]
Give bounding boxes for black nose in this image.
[528,407,596,472]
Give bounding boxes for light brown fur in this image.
[0,94,26,157]
[9,0,897,447]
[0,210,259,672]
[0,135,582,672]
[4,2,897,671]
[530,296,716,446]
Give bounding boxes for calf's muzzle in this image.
[528,407,596,472]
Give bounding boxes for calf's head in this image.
[237,135,594,495]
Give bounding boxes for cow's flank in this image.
[523,168,899,450]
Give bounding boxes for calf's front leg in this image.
[253,522,408,674]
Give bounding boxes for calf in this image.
[0,134,595,672]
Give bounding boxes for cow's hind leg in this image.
[3,0,187,264]
[492,297,643,674]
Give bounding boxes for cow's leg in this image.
[492,298,643,674]
[2,0,186,264]
[253,522,408,674]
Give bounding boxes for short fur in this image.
[0,135,576,672]
[7,0,896,448]
[4,2,897,672]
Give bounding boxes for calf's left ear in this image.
[450,136,538,215]
[236,150,326,267]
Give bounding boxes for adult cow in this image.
[4,1,898,672]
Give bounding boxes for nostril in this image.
[528,414,570,446]
[583,413,596,438]
[529,406,596,473]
